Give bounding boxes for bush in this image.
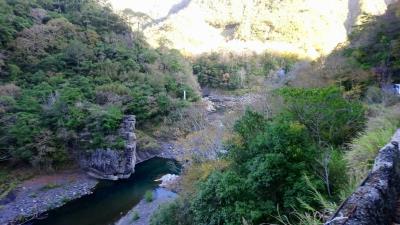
[189,111,323,225]
[150,199,193,225]
[278,86,366,146]
[131,211,140,221]
[144,190,153,202]
[136,130,161,152]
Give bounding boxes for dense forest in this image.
[0,0,199,170]
[0,0,400,225]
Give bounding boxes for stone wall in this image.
[325,129,400,225]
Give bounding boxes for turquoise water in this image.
[30,158,179,225]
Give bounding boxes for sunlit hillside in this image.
[110,0,396,58]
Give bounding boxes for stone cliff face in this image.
[80,115,137,180]
[326,129,400,225]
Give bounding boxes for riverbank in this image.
[0,149,179,225]
[0,170,98,225]
[115,188,178,225]
[25,158,178,225]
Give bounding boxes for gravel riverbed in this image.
[0,171,98,225]
[115,188,178,225]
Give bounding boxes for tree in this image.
[278,86,365,196]
[63,40,92,69]
[277,86,365,146]
[190,111,322,225]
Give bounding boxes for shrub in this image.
[190,111,323,225]
[278,86,366,146]
[40,182,62,191]
[136,130,161,152]
[150,199,193,225]
[144,190,153,202]
[131,211,140,221]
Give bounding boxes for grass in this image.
[275,176,336,225]
[40,183,62,191]
[276,104,400,225]
[0,182,17,200]
[144,190,153,202]
[131,211,140,221]
[345,104,400,185]
[136,130,161,151]
[0,167,35,199]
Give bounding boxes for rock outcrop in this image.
[325,129,400,225]
[81,115,137,180]
[155,174,180,189]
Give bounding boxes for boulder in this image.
[155,174,180,191]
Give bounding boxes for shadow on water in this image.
[29,157,180,225]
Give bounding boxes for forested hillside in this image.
[0,0,199,170]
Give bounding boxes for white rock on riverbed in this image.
[202,97,216,112]
[155,174,180,188]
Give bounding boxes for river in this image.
[29,158,179,225]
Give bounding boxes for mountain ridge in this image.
[111,0,398,58]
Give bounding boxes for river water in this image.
[30,158,179,225]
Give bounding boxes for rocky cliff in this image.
[80,115,137,180]
[326,129,400,225]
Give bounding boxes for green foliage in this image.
[136,130,161,152]
[189,111,324,225]
[131,211,140,221]
[158,87,364,225]
[277,86,366,146]
[150,199,193,225]
[0,0,199,169]
[144,190,153,202]
[345,104,400,183]
[275,176,337,225]
[40,182,62,191]
[193,52,298,89]
[0,170,18,199]
[346,2,400,83]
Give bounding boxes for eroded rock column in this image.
[81,115,137,180]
